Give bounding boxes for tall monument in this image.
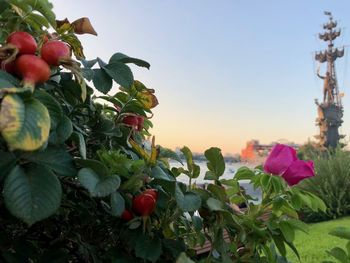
[314,12,345,149]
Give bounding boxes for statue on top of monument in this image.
[317,68,334,104]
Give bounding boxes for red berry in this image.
[6,31,37,55]
[132,193,156,216]
[122,116,139,128]
[143,189,158,201]
[15,55,50,87]
[121,210,134,221]
[0,60,16,74]
[136,116,144,131]
[41,40,70,66]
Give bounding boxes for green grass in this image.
[286,216,350,263]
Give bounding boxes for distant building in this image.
[240,140,299,164]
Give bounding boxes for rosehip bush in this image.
[0,1,326,262]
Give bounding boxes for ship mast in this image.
[314,11,345,149]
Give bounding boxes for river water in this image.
[169,161,262,202]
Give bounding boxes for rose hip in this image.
[15,55,50,87]
[132,193,156,216]
[6,31,37,55]
[121,210,134,222]
[41,40,71,66]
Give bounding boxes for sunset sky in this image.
[52,1,350,155]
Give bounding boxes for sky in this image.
[52,1,350,155]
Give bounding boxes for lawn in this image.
[286,216,350,263]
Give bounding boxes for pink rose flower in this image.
[263,144,315,186]
[263,144,297,175]
[282,160,315,186]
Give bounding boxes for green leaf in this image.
[103,62,134,89]
[33,90,63,130]
[192,215,203,232]
[49,115,73,144]
[110,191,125,217]
[70,132,86,159]
[234,166,255,180]
[272,234,287,258]
[135,235,162,262]
[0,151,16,180]
[26,0,56,27]
[75,158,109,177]
[206,197,225,211]
[151,166,175,181]
[158,146,183,165]
[204,147,225,179]
[3,165,62,225]
[78,168,121,197]
[92,68,113,94]
[327,247,348,263]
[25,12,49,28]
[0,70,20,87]
[329,227,350,240]
[109,53,150,69]
[23,147,76,177]
[279,221,295,242]
[180,146,200,178]
[176,252,195,263]
[82,58,98,68]
[207,184,227,202]
[0,94,50,151]
[175,184,201,212]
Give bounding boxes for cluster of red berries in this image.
[121,188,158,222]
[2,31,71,88]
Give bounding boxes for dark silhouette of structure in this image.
[314,12,345,149]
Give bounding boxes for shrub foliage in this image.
[0,1,325,262]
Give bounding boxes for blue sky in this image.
[52,1,350,154]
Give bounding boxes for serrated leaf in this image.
[49,115,73,144]
[158,146,183,165]
[180,146,197,176]
[22,147,76,177]
[27,0,56,27]
[207,197,225,211]
[33,90,63,130]
[204,147,225,179]
[175,184,201,212]
[78,168,120,197]
[0,94,50,151]
[151,166,175,181]
[110,191,125,217]
[234,166,255,180]
[109,53,150,69]
[92,68,113,94]
[103,62,134,89]
[82,59,98,68]
[3,165,62,225]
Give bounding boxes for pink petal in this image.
[282,160,315,186]
[263,144,297,175]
